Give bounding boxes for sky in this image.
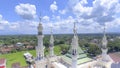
[0,0,120,35]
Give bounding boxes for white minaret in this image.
[101,26,108,61]
[71,21,78,68]
[36,16,45,60]
[49,27,54,57]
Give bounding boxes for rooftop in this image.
[0,58,6,65]
[109,52,120,63]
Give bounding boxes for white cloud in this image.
[43,16,50,22]
[68,0,120,26]
[0,26,4,30]
[106,19,120,29]
[9,23,19,29]
[0,15,2,20]
[59,10,66,14]
[1,0,120,34]
[50,1,58,13]
[15,3,36,20]
[0,20,9,25]
[0,15,9,29]
[0,14,38,34]
[9,21,38,34]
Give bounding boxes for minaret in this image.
[49,27,54,57]
[101,26,108,61]
[71,21,78,68]
[36,16,44,60]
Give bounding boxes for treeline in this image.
[0,35,37,45]
[0,34,120,57]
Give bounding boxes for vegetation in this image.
[0,33,120,67]
[0,50,36,68]
[0,45,64,68]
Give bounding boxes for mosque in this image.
[24,17,115,68]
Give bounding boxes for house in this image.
[0,47,12,54]
[12,62,20,68]
[26,45,34,50]
[0,58,6,68]
[109,52,120,63]
[12,62,28,68]
[16,42,23,47]
[90,39,100,44]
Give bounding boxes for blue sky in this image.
[0,0,120,35]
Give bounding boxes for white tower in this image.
[101,26,108,61]
[36,17,45,60]
[49,27,54,57]
[71,21,78,68]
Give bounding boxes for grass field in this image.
[0,50,36,68]
[0,45,62,68]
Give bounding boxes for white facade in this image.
[34,22,114,68]
[36,35,44,60]
[71,22,78,68]
[101,27,109,62]
[36,23,45,62]
[49,27,54,57]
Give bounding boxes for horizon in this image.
[0,32,120,36]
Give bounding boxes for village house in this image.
[0,58,6,68]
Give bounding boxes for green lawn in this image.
[0,50,36,68]
[54,45,61,55]
[0,45,62,68]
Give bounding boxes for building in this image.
[25,17,115,68]
[109,52,120,63]
[12,62,20,68]
[16,42,23,47]
[60,22,93,68]
[0,46,12,54]
[33,19,99,68]
[12,62,28,68]
[0,58,6,68]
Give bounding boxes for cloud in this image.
[50,1,58,13]
[43,16,50,22]
[0,15,9,30]
[1,0,120,34]
[68,0,120,25]
[0,14,38,34]
[0,15,2,20]
[59,10,66,14]
[42,15,104,34]
[0,26,4,30]
[9,23,19,29]
[15,3,36,20]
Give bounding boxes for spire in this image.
[73,21,77,36]
[38,14,43,35]
[101,25,109,62]
[38,13,42,25]
[39,13,42,23]
[50,26,54,47]
[51,26,53,35]
[101,25,107,49]
[49,26,54,57]
[103,25,106,37]
[36,13,44,60]
[71,20,78,68]
[72,20,78,51]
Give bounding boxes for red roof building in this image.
[109,52,120,63]
[12,62,20,68]
[0,58,6,68]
